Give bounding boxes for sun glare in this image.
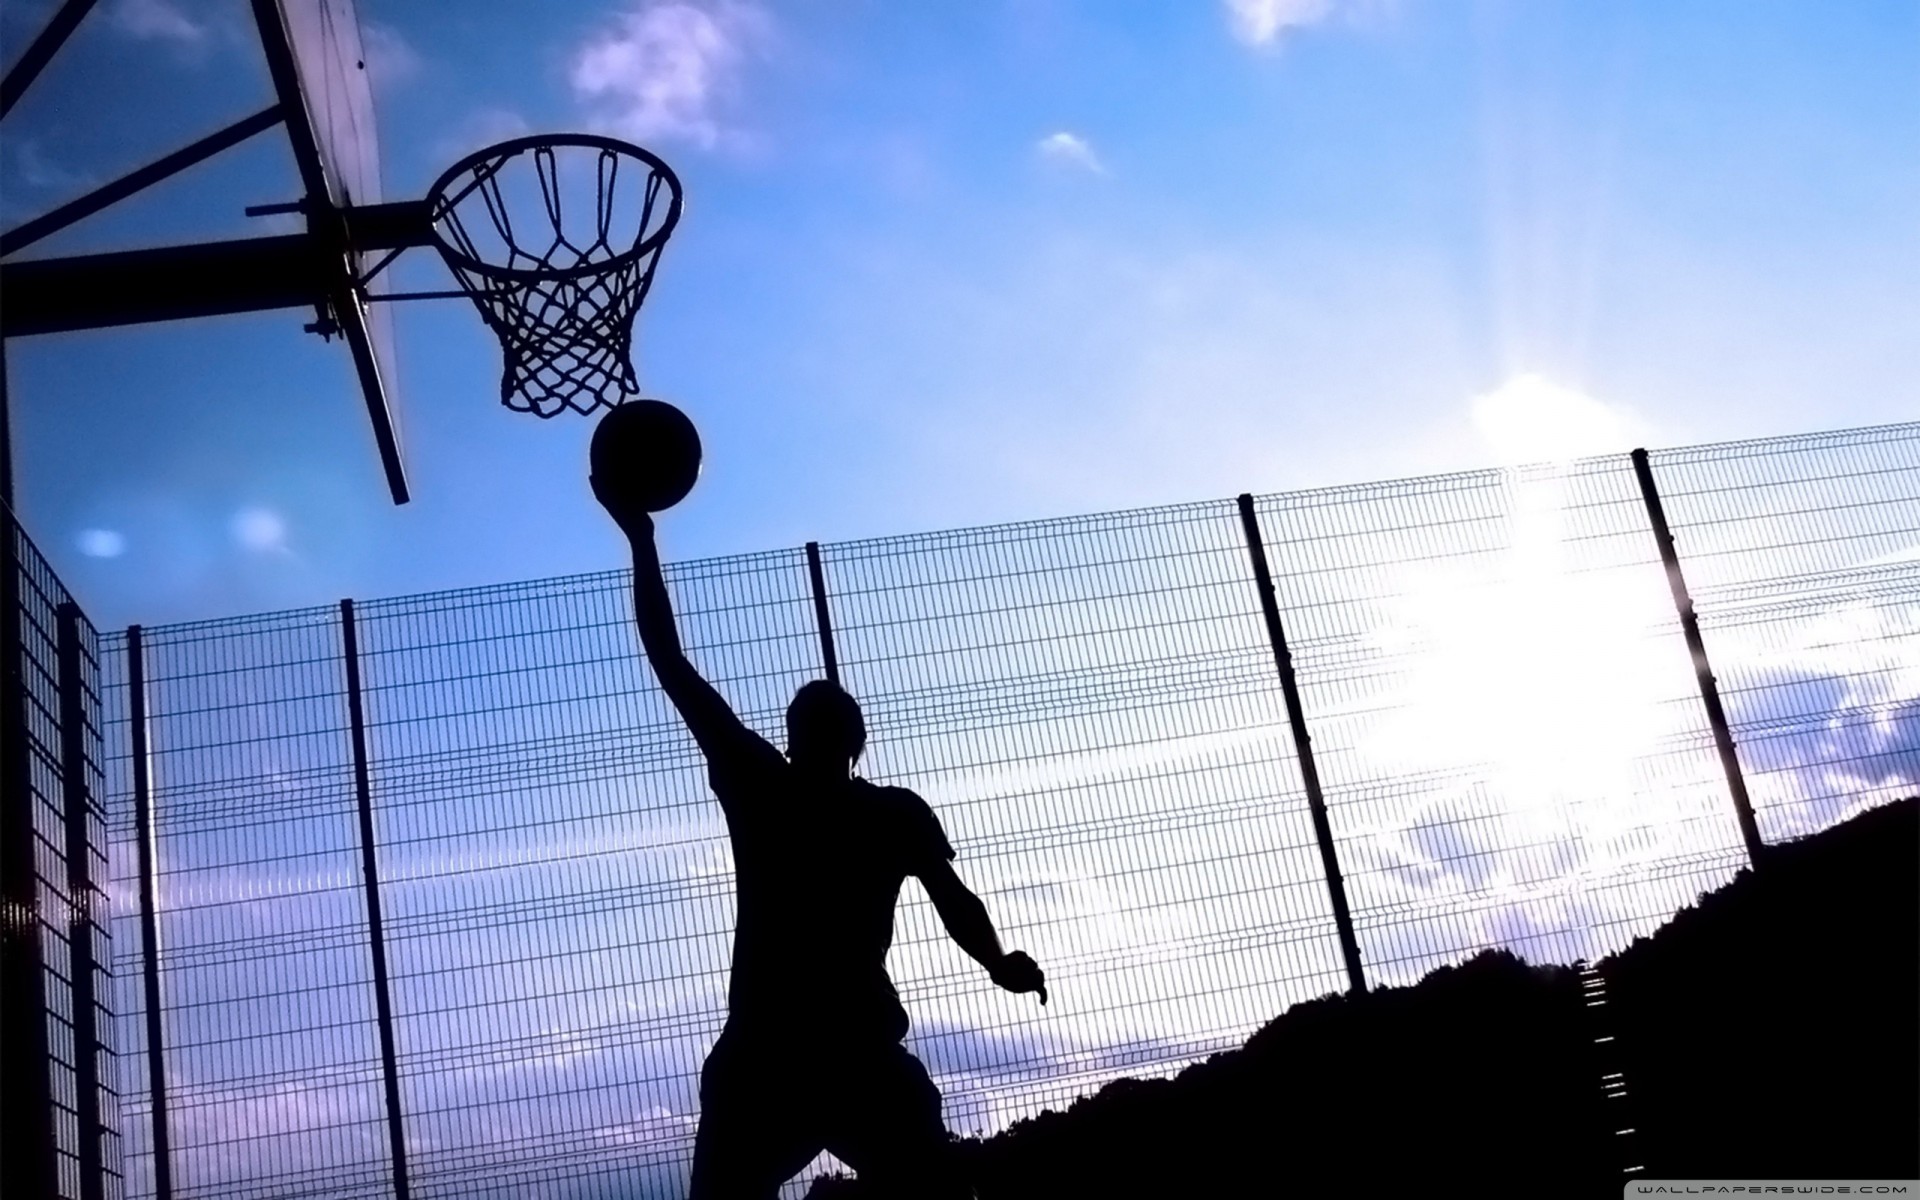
[1365,460,1704,898]
[1472,374,1637,464]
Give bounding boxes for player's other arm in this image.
[595,492,753,759]
[920,859,1048,1006]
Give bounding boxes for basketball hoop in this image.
[426,134,683,418]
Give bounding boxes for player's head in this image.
[786,679,866,767]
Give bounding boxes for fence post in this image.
[58,604,107,1200]
[127,625,174,1200]
[805,542,841,686]
[1236,494,1367,995]
[339,599,412,1200]
[1629,450,1766,869]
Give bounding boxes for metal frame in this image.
[0,0,433,506]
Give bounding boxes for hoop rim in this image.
[425,132,685,285]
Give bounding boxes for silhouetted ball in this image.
[590,399,702,513]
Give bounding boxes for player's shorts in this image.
[686,1026,967,1199]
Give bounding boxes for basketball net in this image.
[428,136,682,417]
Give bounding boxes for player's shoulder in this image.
[853,778,954,861]
[718,721,779,759]
[707,728,785,793]
[854,777,932,812]
[852,778,946,831]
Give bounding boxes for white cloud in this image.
[570,1,770,150]
[1470,374,1645,464]
[8,139,87,191]
[361,22,422,89]
[107,0,206,45]
[231,508,287,552]
[1223,0,1331,46]
[78,529,126,558]
[1035,131,1105,175]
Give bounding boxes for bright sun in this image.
[1472,374,1638,464]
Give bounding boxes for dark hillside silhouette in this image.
[964,949,1613,1198]
[1601,795,1919,1179]
[806,796,1918,1198]
[811,952,1613,1198]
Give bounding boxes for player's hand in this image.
[992,951,1047,1006]
[590,473,654,540]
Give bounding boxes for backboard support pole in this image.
[0,235,335,335]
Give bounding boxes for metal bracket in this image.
[245,200,308,218]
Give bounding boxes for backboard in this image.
[276,0,381,210]
[252,0,408,502]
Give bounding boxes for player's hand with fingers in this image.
[590,472,654,540]
[991,950,1048,1006]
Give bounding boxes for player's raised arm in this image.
[919,859,1048,1006]
[594,481,753,761]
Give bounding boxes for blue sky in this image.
[4,0,1917,628]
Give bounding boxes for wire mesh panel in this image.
[823,501,1345,1140]
[1644,424,1920,842]
[102,609,394,1199]
[6,511,120,1200]
[64,600,122,1200]
[83,423,1916,1198]
[351,553,822,1198]
[1250,457,1752,988]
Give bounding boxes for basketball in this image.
[589,399,702,513]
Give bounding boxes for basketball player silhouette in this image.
[595,489,1047,1200]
